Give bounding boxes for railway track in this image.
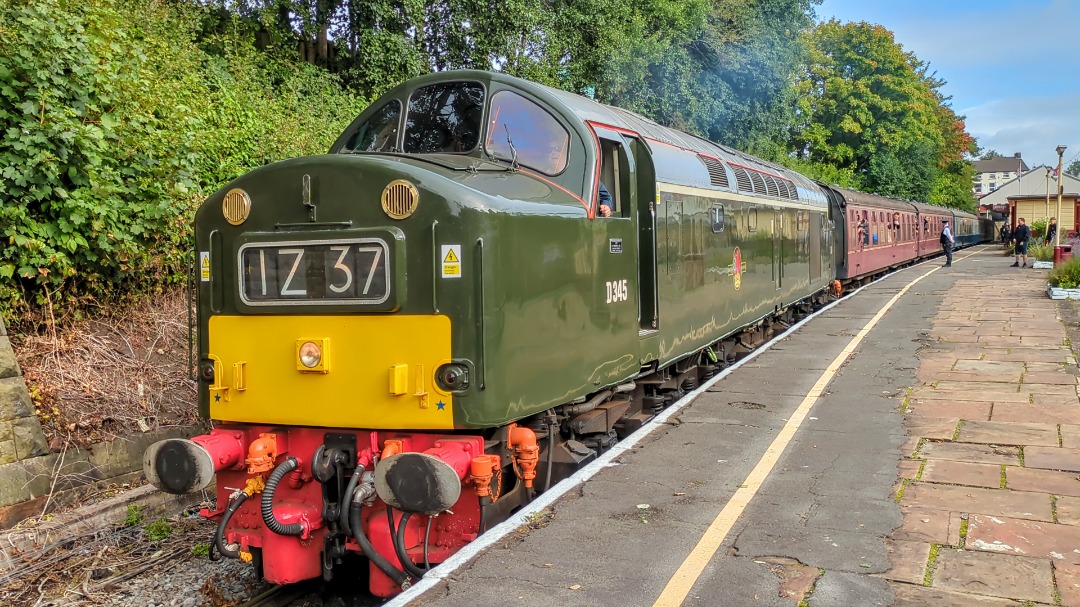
[239,580,319,607]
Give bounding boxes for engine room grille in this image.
[732,166,754,192]
[697,155,730,188]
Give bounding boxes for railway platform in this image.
[391,244,1080,607]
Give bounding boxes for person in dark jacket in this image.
[940,218,954,267]
[1012,217,1031,268]
[1047,217,1058,245]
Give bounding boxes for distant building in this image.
[973,157,1029,196]
[994,167,1080,237]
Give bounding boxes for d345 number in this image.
[606,279,629,304]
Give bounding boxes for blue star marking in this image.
[214,394,221,402]
[436,401,445,410]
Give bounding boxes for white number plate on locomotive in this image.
[238,238,390,305]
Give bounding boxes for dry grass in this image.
[12,288,200,449]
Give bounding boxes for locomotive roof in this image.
[397,70,827,207]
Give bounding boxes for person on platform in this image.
[940,218,954,267]
[1011,217,1031,268]
[1047,217,1058,245]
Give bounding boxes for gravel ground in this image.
[1,506,384,607]
[0,511,268,607]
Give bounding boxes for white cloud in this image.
[962,96,1079,167]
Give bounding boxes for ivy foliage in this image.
[0,0,364,324]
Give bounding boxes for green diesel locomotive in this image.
[144,70,839,596]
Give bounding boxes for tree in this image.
[1067,159,1080,178]
[980,149,1005,160]
[788,20,976,209]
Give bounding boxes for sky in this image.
[815,0,1080,170]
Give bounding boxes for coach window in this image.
[341,100,401,152]
[403,82,485,154]
[485,91,569,175]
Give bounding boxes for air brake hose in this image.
[215,492,249,559]
[348,493,411,589]
[339,465,364,537]
[262,456,303,536]
[392,511,429,579]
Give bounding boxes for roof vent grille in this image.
[697,155,730,188]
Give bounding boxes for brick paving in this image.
[889,271,1080,605]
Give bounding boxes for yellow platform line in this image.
[651,263,943,607]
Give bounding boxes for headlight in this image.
[436,363,470,391]
[298,341,322,368]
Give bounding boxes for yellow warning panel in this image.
[441,244,461,278]
[200,252,210,282]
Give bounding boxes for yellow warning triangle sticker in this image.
[201,256,210,267]
[443,249,459,263]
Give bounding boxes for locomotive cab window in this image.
[403,82,485,154]
[485,91,569,175]
[342,100,401,152]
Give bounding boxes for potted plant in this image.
[1047,259,1080,299]
[1030,243,1053,269]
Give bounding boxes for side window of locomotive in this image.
[485,91,569,175]
[748,208,758,232]
[342,100,401,152]
[403,82,485,154]
[710,205,725,233]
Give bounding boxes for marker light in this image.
[436,363,470,391]
[199,360,215,382]
[298,341,322,368]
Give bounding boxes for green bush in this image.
[0,0,366,325]
[1028,243,1053,262]
[1048,259,1080,289]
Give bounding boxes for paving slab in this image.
[965,513,1080,563]
[891,505,962,545]
[918,442,1021,466]
[880,540,931,584]
[1005,466,1080,497]
[1025,446,1080,472]
[905,418,960,440]
[1053,495,1080,526]
[1024,372,1079,385]
[888,581,1026,606]
[932,549,1055,603]
[991,401,1080,424]
[900,482,1052,521]
[1062,424,1080,448]
[1055,562,1080,607]
[920,460,1003,488]
[955,420,1061,447]
[906,399,992,420]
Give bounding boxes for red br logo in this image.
[733,247,742,291]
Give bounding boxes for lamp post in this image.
[1055,145,1067,248]
[1046,167,1052,220]
[1015,152,1023,197]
